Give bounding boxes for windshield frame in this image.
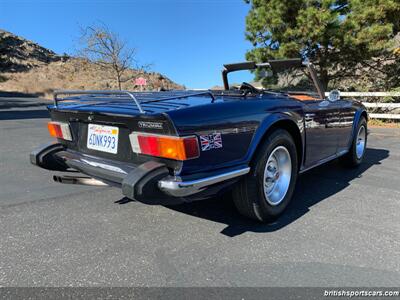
[221,59,325,99]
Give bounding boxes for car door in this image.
[303,99,342,168]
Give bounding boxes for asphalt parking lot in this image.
[0,97,399,287]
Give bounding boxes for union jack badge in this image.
[200,133,223,151]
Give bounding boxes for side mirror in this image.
[328,90,340,102]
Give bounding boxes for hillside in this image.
[0,29,62,73]
[0,29,183,97]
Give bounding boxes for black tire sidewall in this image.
[252,130,298,219]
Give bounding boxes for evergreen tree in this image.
[245,0,400,90]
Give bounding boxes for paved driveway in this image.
[0,99,399,286]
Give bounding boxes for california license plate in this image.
[87,124,119,154]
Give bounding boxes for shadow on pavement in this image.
[0,94,49,110]
[0,109,49,120]
[162,148,389,237]
[0,91,44,98]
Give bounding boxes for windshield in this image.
[227,66,321,99]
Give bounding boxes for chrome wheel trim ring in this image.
[356,125,366,159]
[263,146,292,206]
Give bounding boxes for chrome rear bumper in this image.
[158,167,250,197]
[31,142,250,202]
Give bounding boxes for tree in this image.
[244,0,400,90]
[78,24,148,90]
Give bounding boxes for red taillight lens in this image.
[183,137,199,158]
[129,133,199,160]
[137,135,159,156]
[47,121,72,141]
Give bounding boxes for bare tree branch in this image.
[77,23,148,90]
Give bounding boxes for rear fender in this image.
[245,112,305,166]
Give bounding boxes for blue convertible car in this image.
[31,59,368,222]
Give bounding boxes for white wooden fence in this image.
[325,92,400,120]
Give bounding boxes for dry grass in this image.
[368,119,400,128]
[0,58,183,98]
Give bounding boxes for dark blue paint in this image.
[243,111,304,164]
[49,91,366,178]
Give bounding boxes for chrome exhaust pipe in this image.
[53,175,108,186]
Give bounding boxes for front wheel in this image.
[233,129,298,222]
[341,117,367,167]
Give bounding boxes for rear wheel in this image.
[341,117,367,167]
[233,129,298,222]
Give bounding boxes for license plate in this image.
[87,124,119,154]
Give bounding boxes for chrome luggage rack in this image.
[53,90,215,114]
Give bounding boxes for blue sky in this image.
[0,0,254,88]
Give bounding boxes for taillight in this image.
[47,121,72,141]
[129,132,199,161]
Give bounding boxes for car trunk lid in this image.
[46,90,217,171]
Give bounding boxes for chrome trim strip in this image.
[158,167,250,197]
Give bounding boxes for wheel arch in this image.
[361,110,368,121]
[348,108,368,149]
[247,114,304,170]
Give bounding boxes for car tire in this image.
[341,117,367,167]
[233,129,298,222]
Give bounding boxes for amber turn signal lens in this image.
[158,136,188,160]
[47,122,62,138]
